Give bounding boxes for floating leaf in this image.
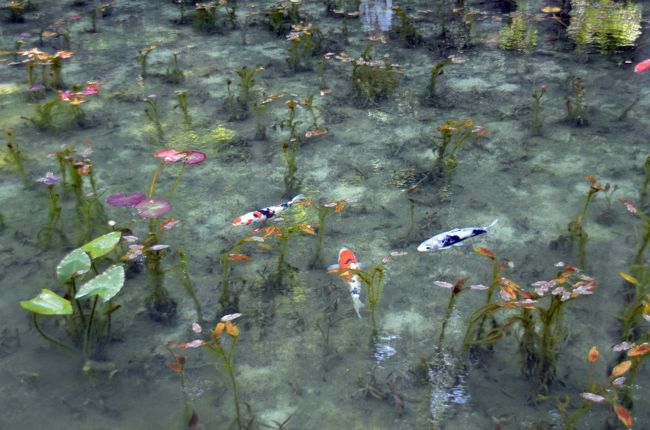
[56,248,91,283]
[135,198,172,219]
[81,231,122,259]
[587,346,600,364]
[106,192,146,207]
[619,272,639,286]
[611,360,632,377]
[227,253,251,262]
[614,404,633,428]
[181,150,206,165]
[75,265,125,302]
[627,343,650,357]
[20,289,73,315]
[473,246,496,259]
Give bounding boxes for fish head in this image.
[338,247,358,269]
[417,239,442,252]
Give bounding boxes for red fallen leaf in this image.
[299,224,317,235]
[227,253,251,262]
[160,217,181,230]
[614,404,633,428]
[474,247,496,259]
[587,346,600,364]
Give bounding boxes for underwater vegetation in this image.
[567,0,642,54]
[1,0,649,428]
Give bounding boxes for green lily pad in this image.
[81,231,121,260]
[56,248,91,283]
[75,265,125,302]
[20,289,73,315]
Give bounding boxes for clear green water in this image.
[1,1,649,429]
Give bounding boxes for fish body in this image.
[232,194,304,226]
[417,219,498,252]
[634,59,650,73]
[329,248,365,318]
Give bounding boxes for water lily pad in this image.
[135,198,171,219]
[20,289,73,315]
[56,248,91,283]
[106,192,146,207]
[81,231,122,259]
[75,265,125,302]
[182,151,206,165]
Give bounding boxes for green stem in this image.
[148,161,165,198]
[169,164,186,200]
[33,314,75,353]
[84,296,99,358]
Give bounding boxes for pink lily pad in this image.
[134,198,172,219]
[106,192,146,207]
[182,151,207,165]
[154,149,185,163]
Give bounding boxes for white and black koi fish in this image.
[232,194,305,226]
[417,219,498,252]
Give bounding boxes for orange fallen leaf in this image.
[611,360,632,378]
[627,343,650,357]
[587,346,600,364]
[473,246,496,260]
[227,253,251,262]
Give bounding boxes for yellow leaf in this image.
[619,272,639,286]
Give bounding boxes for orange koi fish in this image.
[328,248,365,318]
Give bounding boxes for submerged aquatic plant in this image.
[431,119,487,183]
[175,316,248,429]
[20,232,125,358]
[565,75,587,126]
[423,58,452,106]
[499,5,538,54]
[308,199,347,269]
[391,6,422,48]
[174,90,192,130]
[36,171,63,245]
[4,128,27,183]
[286,24,323,72]
[552,176,605,268]
[530,83,546,136]
[567,0,641,55]
[144,95,165,142]
[464,261,597,392]
[165,52,185,84]
[349,45,401,106]
[137,44,156,79]
[558,342,649,429]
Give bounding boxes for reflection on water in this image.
[360,0,393,32]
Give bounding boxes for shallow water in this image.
[1,1,649,429]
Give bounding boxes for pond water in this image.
[1,1,649,429]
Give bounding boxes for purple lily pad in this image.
[134,198,172,219]
[106,192,146,207]
[182,151,207,165]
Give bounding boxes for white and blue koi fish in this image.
[328,248,365,318]
[417,219,498,252]
[232,194,305,226]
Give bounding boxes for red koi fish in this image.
[634,59,650,73]
[232,194,304,226]
[328,248,365,318]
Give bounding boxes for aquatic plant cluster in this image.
[1,0,649,429]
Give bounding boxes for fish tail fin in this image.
[352,296,365,319]
[486,218,498,231]
[288,194,305,206]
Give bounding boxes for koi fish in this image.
[417,219,498,252]
[328,248,365,318]
[634,59,650,73]
[232,194,305,226]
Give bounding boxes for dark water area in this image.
[0,1,649,429]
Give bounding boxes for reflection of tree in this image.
[360,0,393,32]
